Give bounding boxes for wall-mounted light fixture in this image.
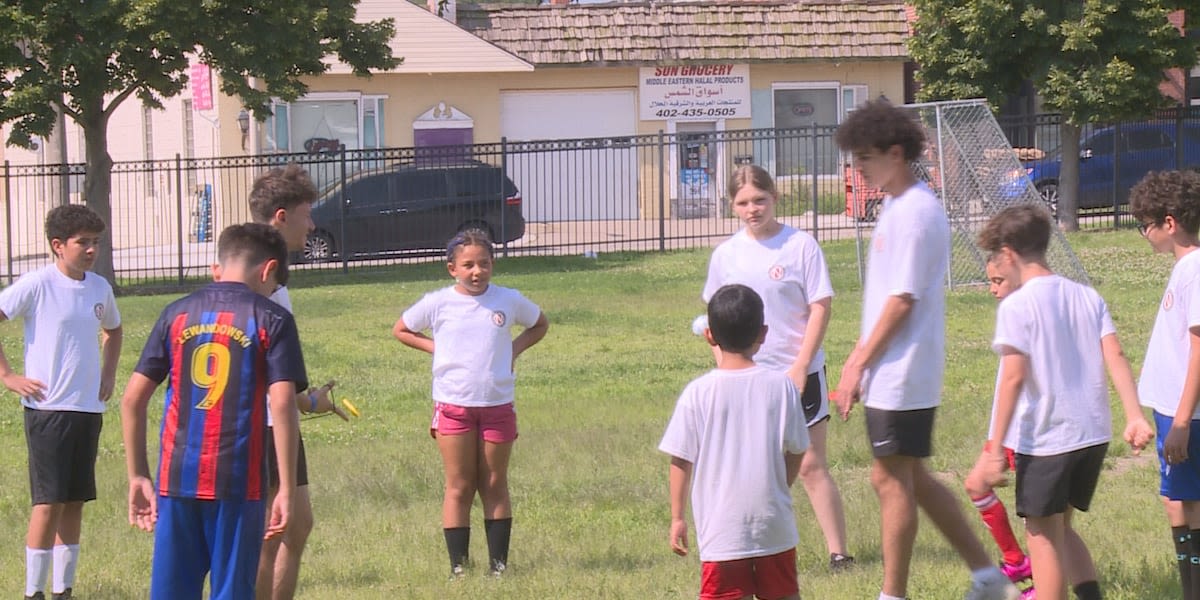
[236,109,250,150]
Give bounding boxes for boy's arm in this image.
[99,325,123,402]
[785,452,805,488]
[266,380,299,540]
[393,317,434,354]
[1101,333,1152,454]
[974,348,1026,487]
[1165,329,1200,464]
[786,298,831,387]
[0,311,46,400]
[512,311,549,361]
[668,456,693,557]
[121,372,158,532]
[834,294,915,417]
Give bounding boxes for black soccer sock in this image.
[1072,580,1102,600]
[1189,529,1200,600]
[484,517,512,568]
[443,527,470,569]
[1175,526,1193,598]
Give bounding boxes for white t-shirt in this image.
[860,182,949,410]
[991,275,1114,455]
[702,225,834,373]
[0,265,121,413]
[1140,249,1200,418]
[402,284,541,407]
[266,285,295,427]
[658,365,810,562]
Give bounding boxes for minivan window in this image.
[348,176,389,206]
[452,168,501,198]
[399,171,449,202]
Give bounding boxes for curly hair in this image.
[977,204,1052,260]
[248,163,318,224]
[834,99,926,162]
[45,204,105,244]
[1129,170,1200,236]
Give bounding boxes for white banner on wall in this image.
[639,65,750,121]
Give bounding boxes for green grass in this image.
[0,230,1180,598]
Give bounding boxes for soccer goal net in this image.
[851,99,1090,288]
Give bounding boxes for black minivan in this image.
[303,162,526,261]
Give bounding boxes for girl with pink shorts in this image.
[393,229,549,580]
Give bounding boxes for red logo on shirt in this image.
[93,303,104,319]
[492,311,507,327]
[768,265,785,281]
[1164,290,1175,311]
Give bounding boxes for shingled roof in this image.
[457,0,910,67]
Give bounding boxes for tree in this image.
[0,1,397,284]
[910,0,1195,230]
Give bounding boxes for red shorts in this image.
[700,548,798,600]
[983,440,1017,471]
[430,402,518,443]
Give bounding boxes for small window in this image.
[347,176,389,206]
[1085,132,1114,155]
[1125,129,1171,152]
[450,168,500,197]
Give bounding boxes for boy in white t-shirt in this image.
[972,204,1151,600]
[833,99,1018,600]
[0,205,123,600]
[661,284,810,600]
[1129,170,1200,600]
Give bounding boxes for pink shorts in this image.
[430,402,518,443]
[700,548,798,600]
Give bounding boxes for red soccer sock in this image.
[972,492,1026,566]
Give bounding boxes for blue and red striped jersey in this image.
[134,281,308,501]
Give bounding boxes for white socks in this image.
[878,594,906,600]
[53,544,80,593]
[25,546,51,596]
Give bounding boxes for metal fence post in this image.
[4,161,11,284]
[658,130,666,252]
[339,144,349,274]
[810,123,819,240]
[1112,121,1121,229]
[500,137,508,258]
[175,154,184,285]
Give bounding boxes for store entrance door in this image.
[674,121,719,218]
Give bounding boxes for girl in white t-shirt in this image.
[702,164,853,569]
[393,229,549,579]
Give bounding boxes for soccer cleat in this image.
[1020,586,1036,600]
[964,572,1020,600]
[448,564,466,581]
[829,553,856,571]
[489,559,506,578]
[51,591,71,600]
[1001,556,1033,583]
[25,593,45,600]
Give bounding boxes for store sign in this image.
[640,65,750,121]
[189,62,213,111]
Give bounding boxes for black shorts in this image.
[865,407,936,458]
[25,408,102,505]
[267,429,309,489]
[1014,443,1108,518]
[799,369,831,427]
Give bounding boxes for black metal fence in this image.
[6,107,1193,290]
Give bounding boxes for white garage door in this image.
[501,89,639,221]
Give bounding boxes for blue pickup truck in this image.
[1000,122,1200,211]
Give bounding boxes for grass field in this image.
[0,229,1181,599]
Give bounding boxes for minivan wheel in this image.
[1035,182,1059,217]
[304,231,335,262]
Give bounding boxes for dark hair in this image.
[727,165,778,200]
[977,204,1052,260]
[45,204,105,244]
[835,99,926,162]
[447,228,494,261]
[707,284,764,354]
[1130,170,1200,236]
[248,163,318,224]
[217,223,290,286]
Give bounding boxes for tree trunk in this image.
[80,103,115,285]
[1058,121,1081,232]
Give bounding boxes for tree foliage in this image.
[0,0,397,283]
[909,0,1195,229]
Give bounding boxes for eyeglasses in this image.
[1138,221,1157,237]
